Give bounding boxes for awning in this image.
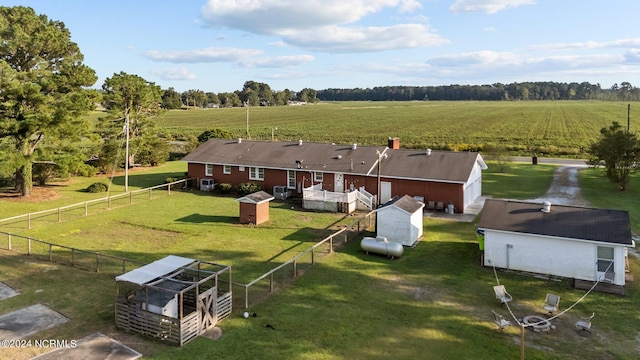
[115,255,196,286]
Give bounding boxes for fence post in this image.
[329,236,333,253]
[27,213,31,230]
[311,247,315,265]
[293,259,297,278]
[270,273,274,292]
[84,202,88,216]
[130,192,133,205]
[49,244,52,262]
[7,234,11,250]
[167,184,171,195]
[245,285,249,309]
[95,252,100,272]
[28,237,31,255]
[58,208,62,223]
[108,196,111,210]
[148,189,152,200]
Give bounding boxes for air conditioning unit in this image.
[200,178,215,191]
[273,185,290,200]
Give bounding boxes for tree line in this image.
[317,82,640,102]
[161,81,319,109]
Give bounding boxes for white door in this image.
[334,173,344,192]
[596,246,615,282]
[381,181,392,204]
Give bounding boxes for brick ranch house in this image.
[182,137,487,214]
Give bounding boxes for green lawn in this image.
[1,161,639,359]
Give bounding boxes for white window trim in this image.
[288,170,296,189]
[223,165,231,174]
[205,164,213,176]
[314,171,323,182]
[249,167,264,181]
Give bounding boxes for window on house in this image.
[288,170,296,189]
[249,167,264,180]
[205,164,214,176]
[223,165,231,174]
[314,172,323,182]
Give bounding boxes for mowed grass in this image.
[154,101,639,156]
[1,162,640,359]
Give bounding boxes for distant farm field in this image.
[154,101,639,156]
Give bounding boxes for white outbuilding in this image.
[375,195,425,246]
[478,199,635,294]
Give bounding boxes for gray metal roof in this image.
[182,139,485,183]
[477,199,633,245]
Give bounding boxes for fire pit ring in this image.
[522,315,554,332]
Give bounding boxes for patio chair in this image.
[427,200,435,211]
[436,201,444,212]
[492,310,512,330]
[542,293,560,315]
[493,285,512,304]
[575,312,594,335]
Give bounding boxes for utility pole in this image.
[245,101,250,139]
[628,103,631,133]
[124,113,130,193]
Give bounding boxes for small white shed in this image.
[478,199,634,294]
[376,195,424,246]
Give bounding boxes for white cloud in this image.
[150,67,197,81]
[450,0,535,14]
[530,38,640,51]
[199,0,435,53]
[202,0,422,32]
[144,47,264,63]
[283,23,447,53]
[239,54,315,68]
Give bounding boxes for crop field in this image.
[154,101,639,156]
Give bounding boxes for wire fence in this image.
[0,179,187,231]
[231,211,376,309]
[0,231,144,274]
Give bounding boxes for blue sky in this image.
[6,0,640,93]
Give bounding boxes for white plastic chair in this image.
[493,285,512,304]
[492,310,512,330]
[542,293,560,315]
[575,313,595,334]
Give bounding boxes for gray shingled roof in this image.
[379,195,425,214]
[477,199,633,245]
[235,190,275,204]
[182,139,484,183]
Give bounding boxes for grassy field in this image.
[153,101,639,156]
[1,161,639,359]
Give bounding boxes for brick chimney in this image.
[387,137,400,149]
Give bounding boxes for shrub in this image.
[215,183,233,194]
[237,182,261,196]
[86,182,108,193]
[165,177,184,190]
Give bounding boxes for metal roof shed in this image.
[115,255,232,346]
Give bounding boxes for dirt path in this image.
[529,166,589,207]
